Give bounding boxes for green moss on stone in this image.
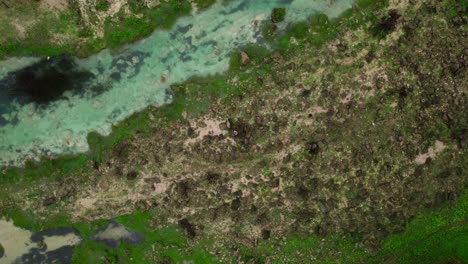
[95,0,110,11]
[271,7,286,23]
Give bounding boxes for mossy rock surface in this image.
[271,7,286,23]
[95,0,110,11]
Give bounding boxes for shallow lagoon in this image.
[0,0,354,167]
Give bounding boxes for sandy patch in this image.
[42,233,82,252]
[415,140,447,164]
[73,197,98,217]
[94,224,132,241]
[107,0,127,16]
[70,0,131,38]
[0,219,82,263]
[389,0,423,10]
[0,220,36,264]
[389,0,410,9]
[276,144,302,162]
[13,20,27,39]
[311,106,328,114]
[151,182,169,194]
[40,0,68,11]
[359,65,389,89]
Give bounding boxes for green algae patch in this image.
[277,0,386,53]
[1,193,467,263]
[71,211,219,263]
[0,154,89,184]
[95,0,110,12]
[233,190,468,263]
[377,190,468,263]
[194,0,217,10]
[271,7,287,23]
[106,1,192,49]
[236,234,367,263]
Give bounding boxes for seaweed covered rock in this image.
[271,7,286,23]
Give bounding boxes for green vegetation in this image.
[377,191,468,263]
[230,43,272,70]
[262,22,278,43]
[275,0,387,52]
[0,0,219,58]
[0,2,79,57]
[2,191,466,263]
[271,7,286,23]
[97,0,197,51]
[73,212,219,263]
[95,0,110,11]
[110,0,192,49]
[194,0,217,10]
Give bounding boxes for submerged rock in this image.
[2,56,96,105]
[306,141,320,155]
[92,220,143,248]
[109,51,150,81]
[178,218,196,239]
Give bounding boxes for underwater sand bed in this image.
[0,220,82,264]
[0,219,142,263]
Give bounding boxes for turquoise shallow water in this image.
[0,0,353,167]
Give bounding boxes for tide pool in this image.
[0,0,354,167]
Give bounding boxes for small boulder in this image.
[178,218,196,239]
[306,141,320,155]
[42,197,57,207]
[126,171,139,180]
[261,229,271,240]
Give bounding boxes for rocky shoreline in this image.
[0,0,466,263]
